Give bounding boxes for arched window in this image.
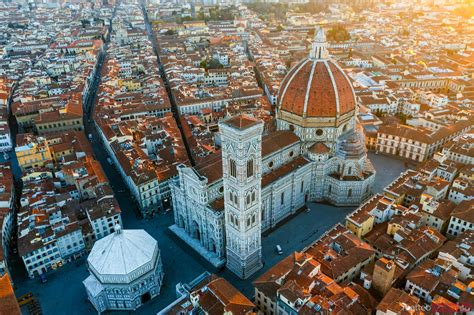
[229,159,237,177]
[348,167,352,175]
[247,159,254,178]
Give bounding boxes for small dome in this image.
[335,128,367,160]
[278,28,356,120]
[308,142,330,154]
[87,229,158,283]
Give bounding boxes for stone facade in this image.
[83,228,164,313]
[220,117,264,279]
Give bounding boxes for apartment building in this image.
[446,200,474,238]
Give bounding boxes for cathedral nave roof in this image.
[194,130,302,185]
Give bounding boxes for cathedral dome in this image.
[278,28,356,120]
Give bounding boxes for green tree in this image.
[327,24,350,42]
[295,1,328,14]
[208,58,223,69]
[247,2,288,20]
[200,58,223,70]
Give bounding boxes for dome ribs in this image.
[280,61,313,116]
[278,58,356,119]
[306,61,337,117]
[328,62,356,116]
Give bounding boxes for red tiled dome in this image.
[278,58,356,118]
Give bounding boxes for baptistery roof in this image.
[87,227,158,283]
[278,28,356,119]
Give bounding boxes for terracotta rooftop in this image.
[261,130,300,157]
[205,277,255,314]
[376,288,421,315]
[278,58,355,118]
[0,274,20,315]
[308,142,330,154]
[451,200,474,223]
[262,156,310,188]
[223,114,260,130]
[194,151,223,184]
[305,224,375,280]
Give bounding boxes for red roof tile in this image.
[279,59,355,118]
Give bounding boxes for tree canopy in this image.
[200,58,223,70]
[293,2,328,14]
[196,6,235,22]
[327,25,350,42]
[247,2,288,20]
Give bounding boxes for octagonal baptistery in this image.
[83,226,163,313]
[277,28,356,148]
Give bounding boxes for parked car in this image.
[39,273,47,284]
[276,245,283,255]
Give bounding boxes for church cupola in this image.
[309,27,329,60]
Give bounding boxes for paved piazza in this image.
[13,151,406,314]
